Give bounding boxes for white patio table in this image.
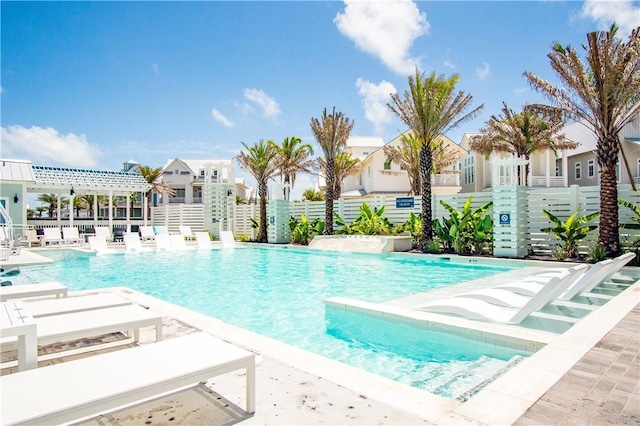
[1,301,37,371]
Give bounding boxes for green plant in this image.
[334,203,393,236]
[541,209,600,258]
[398,212,422,248]
[238,234,250,242]
[588,244,607,262]
[436,197,493,255]
[553,245,569,260]
[619,199,640,250]
[289,215,325,245]
[426,239,441,254]
[433,216,454,252]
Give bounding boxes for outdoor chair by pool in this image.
[88,236,117,254]
[0,282,68,302]
[419,269,572,324]
[124,234,152,253]
[195,232,212,250]
[169,234,194,251]
[94,226,113,242]
[220,230,236,248]
[451,264,589,309]
[139,226,156,242]
[153,225,169,235]
[0,332,255,425]
[24,293,131,317]
[22,229,41,248]
[62,227,83,246]
[154,234,173,251]
[42,228,63,246]
[179,225,195,240]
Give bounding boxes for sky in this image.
[1,0,639,200]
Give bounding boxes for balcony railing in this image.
[168,197,185,204]
[432,173,459,187]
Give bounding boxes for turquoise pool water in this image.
[13,246,527,399]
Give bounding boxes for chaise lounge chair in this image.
[124,234,153,253]
[179,225,195,241]
[62,227,84,246]
[0,282,68,302]
[88,235,117,254]
[220,230,236,248]
[1,332,255,425]
[139,226,156,242]
[24,293,131,318]
[42,228,63,246]
[169,234,194,251]
[195,232,213,250]
[419,269,572,324]
[154,234,173,251]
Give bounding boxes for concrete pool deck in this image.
[1,248,639,424]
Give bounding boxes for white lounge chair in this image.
[62,227,83,246]
[169,234,194,251]
[139,226,156,242]
[452,264,588,308]
[195,232,213,250]
[154,234,173,251]
[419,269,572,324]
[0,282,68,302]
[124,234,152,253]
[1,304,163,354]
[94,226,113,242]
[220,230,236,248]
[153,225,169,235]
[88,236,117,254]
[22,229,41,248]
[0,332,255,425]
[179,225,195,240]
[25,293,131,318]
[42,228,63,246]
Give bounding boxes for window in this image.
[463,156,474,184]
[199,170,205,177]
[588,159,595,177]
[555,167,560,177]
[173,188,185,197]
[362,151,369,156]
[575,162,581,180]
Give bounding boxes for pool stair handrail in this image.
[195,232,213,250]
[88,235,117,255]
[418,269,573,324]
[124,234,152,253]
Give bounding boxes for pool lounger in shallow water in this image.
[0,332,256,425]
[0,282,68,302]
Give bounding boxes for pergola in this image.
[27,165,151,230]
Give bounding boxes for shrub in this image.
[587,244,607,263]
[541,209,599,258]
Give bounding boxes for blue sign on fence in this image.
[499,213,511,225]
[396,197,415,208]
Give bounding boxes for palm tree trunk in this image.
[419,144,433,252]
[258,180,268,243]
[598,136,620,256]
[324,161,335,235]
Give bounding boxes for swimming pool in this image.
[14,246,525,399]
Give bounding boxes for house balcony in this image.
[432,173,459,187]
[169,197,185,204]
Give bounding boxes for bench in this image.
[1,332,256,425]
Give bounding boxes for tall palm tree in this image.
[317,152,361,200]
[302,188,325,201]
[235,139,280,243]
[524,25,640,256]
[469,103,577,184]
[310,107,355,234]
[384,132,463,195]
[37,193,59,218]
[138,165,175,215]
[388,69,483,251]
[276,136,315,200]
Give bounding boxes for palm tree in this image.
[72,196,87,218]
[384,132,463,195]
[317,152,361,200]
[302,188,325,201]
[469,103,577,184]
[524,25,640,256]
[235,139,280,243]
[82,195,95,217]
[37,193,59,218]
[276,136,315,200]
[138,165,176,215]
[388,69,483,251]
[310,107,355,234]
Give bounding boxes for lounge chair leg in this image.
[246,360,256,413]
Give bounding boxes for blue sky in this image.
[2,0,639,198]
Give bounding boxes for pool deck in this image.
[1,247,639,424]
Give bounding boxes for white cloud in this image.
[443,59,456,70]
[243,88,281,119]
[475,62,490,81]
[152,63,160,74]
[580,0,640,36]
[334,0,429,75]
[0,125,101,167]
[356,78,397,135]
[211,108,235,127]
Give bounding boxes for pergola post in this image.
[69,193,74,228]
[108,190,113,232]
[56,194,61,228]
[143,194,148,226]
[125,192,131,233]
[93,193,98,229]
